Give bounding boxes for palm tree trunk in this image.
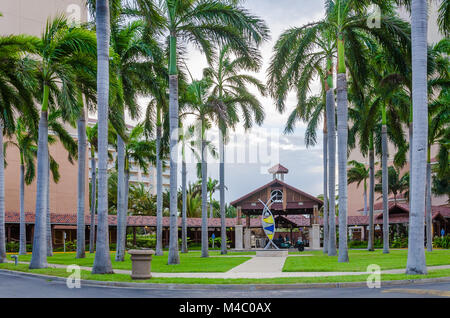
[123,169,129,252]
[168,70,180,265]
[323,128,328,254]
[92,0,113,274]
[382,124,389,254]
[406,0,428,275]
[46,160,52,257]
[220,130,227,255]
[363,181,368,216]
[426,161,432,252]
[0,120,6,263]
[76,110,87,258]
[209,197,213,219]
[368,137,375,251]
[115,134,125,262]
[89,151,96,253]
[337,73,349,263]
[29,110,49,269]
[181,158,188,253]
[201,136,209,258]
[155,123,163,256]
[326,88,337,256]
[19,163,27,255]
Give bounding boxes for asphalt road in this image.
[0,271,449,298]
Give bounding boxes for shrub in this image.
[126,234,156,249]
[433,235,450,249]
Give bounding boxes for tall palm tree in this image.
[134,0,269,265]
[86,123,98,254]
[70,51,97,259]
[46,110,78,257]
[92,0,114,274]
[426,93,449,251]
[424,38,450,252]
[114,123,157,259]
[28,16,96,269]
[109,18,163,262]
[268,25,336,256]
[4,119,37,255]
[179,124,199,253]
[406,0,428,275]
[347,160,369,216]
[182,78,224,258]
[204,45,265,254]
[0,23,39,263]
[143,79,168,258]
[327,0,411,262]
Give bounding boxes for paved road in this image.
[0,272,449,298]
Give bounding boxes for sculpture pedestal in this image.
[244,228,251,249]
[235,225,243,250]
[311,224,321,250]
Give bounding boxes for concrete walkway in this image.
[11,261,450,279]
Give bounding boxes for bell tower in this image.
[268,163,289,181]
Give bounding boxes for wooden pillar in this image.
[245,214,250,229]
[313,205,319,224]
[133,227,137,246]
[236,206,242,225]
[7,225,11,243]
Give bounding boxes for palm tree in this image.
[375,166,409,204]
[86,123,98,253]
[268,27,336,255]
[268,23,338,256]
[71,51,97,259]
[133,0,269,265]
[27,16,96,269]
[4,119,37,255]
[108,18,163,262]
[92,0,114,274]
[207,178,219,218]
[115,123,157,259]
[406,0,428,275]
[182,78,224,258]
[0,23,39,263]
[426,93,449,251]
[46,110,78,257]
[204,45,265,254]
[179,124,200,253]
[328,0,411,263]
[347,160,369,216]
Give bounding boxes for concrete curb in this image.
[1,268,450,290]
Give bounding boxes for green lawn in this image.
[1,263,449,285]
[283,249,450,272]
[9,251,251,273]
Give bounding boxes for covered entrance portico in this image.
[230,164,323,250]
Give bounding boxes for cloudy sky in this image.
[178,0,327,202]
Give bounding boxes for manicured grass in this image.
[9,251,251,273]
[1,263,449,285]
[283,249,450,272]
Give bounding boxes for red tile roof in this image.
[6,204,449,229]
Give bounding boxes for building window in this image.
[271,189,283,203]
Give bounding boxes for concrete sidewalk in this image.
[11,261,450,279]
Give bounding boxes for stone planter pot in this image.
[128,249,155,280]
